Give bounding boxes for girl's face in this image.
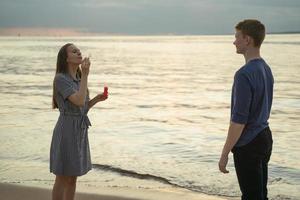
[66,44,82,65]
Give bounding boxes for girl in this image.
[50,43,107,200]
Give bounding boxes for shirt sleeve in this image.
[231,72,252,124]
[55,74,76,100]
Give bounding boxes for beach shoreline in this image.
[0,182,229,200]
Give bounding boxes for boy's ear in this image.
[246,35,253,46]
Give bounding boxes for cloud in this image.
[0,0,299,35]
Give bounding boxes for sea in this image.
[0,34,299,199]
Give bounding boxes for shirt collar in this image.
[65,73,80,82]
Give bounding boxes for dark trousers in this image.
[232,127,273,200]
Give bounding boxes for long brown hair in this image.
[52,43,83,109]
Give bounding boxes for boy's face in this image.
[233,30,249,54]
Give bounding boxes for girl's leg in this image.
[52,175,64,200]
[62,176,77,200]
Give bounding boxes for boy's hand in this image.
[219,154,229,173]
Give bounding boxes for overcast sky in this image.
[1,0,300,35]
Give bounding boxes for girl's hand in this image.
[96,93,108,102]
[81,57,90,76]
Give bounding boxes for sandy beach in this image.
[0,182,228,200]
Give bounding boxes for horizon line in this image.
[0,27,299,37]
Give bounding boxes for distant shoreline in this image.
[268,31,300,35]
[0,27,299,37]
[0,32,299,37]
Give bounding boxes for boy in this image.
[219,19,274,200]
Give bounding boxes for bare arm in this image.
[88,94,108,109]
[222,121,245,156]
[219,121,245,173]
[68,58,90,107]
[68,75,88,107]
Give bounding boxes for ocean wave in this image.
[92,164,176,186]
[92,164,237,198]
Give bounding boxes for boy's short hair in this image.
[235,19,265,47]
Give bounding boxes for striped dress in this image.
[50,73,92,176]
